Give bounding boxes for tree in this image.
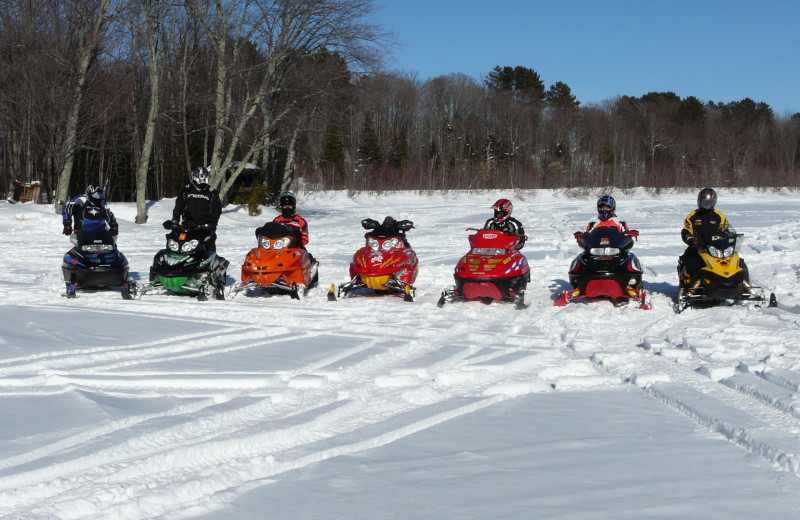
[545,81,579,111]
[185,0,389,202]
[54,0,114,212]
[128,0,166,224]
[485,65,545,104]
[357,111,382,166]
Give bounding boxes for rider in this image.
[679,187,749,290]
[164,166,222,251]
[484,198,526,250]
[62,184,119,245]
[571,195,640,298]
[268,192,309,247]
[578,195,636,236]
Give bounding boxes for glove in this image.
[573,231,584,240]
[162,220,176,230]
[62,224,72,236]
[626,230,639,239]
[109,222,119,235]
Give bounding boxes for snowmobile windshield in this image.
[705,227,740,259]
[256,222,303,248]
[366,225,403,240]
[76,230,115,247]
[582,226,632,253]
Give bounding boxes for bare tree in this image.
[185,0,389,201]
[125,0,166,223]
[53,0,113,212]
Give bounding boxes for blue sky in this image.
[374,0,799,115]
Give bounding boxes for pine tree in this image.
[357,112,382,166]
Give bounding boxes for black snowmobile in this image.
[138,224,228,301]
[62,230,136,299]
[555,225,649,309]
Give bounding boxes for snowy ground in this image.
[2,189,800,519]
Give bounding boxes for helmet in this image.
[279,191,296,218]
[86,184,105,204]
[597,195,616,220]
[190,166,210,188]
[492,198,513,222]
[697,187,717,211]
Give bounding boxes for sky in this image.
[374,0,800,115]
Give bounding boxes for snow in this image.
[2,189,800,519]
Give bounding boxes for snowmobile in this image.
[437,228,530,309]
[676,227,776,312]
[230,221,319,299]
[138,224,228,301]
[62,230,136,299]
[555,225,649,309]
[329,217,418,302]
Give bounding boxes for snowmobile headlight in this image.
[273,237,291,250]
[181,239,199,252]
[589,247,620,256]
[381,237,400,251]
[259,237,271,249]
[168,239,180,252]
[708,245,733,259]
[81,243,113,253]
[368,237,379,251]
[472,248,505,255]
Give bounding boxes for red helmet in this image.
[492,198,513,222]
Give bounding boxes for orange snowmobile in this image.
[231,222,318,299]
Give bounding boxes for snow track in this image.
[3,192,800,518]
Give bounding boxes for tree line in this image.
[2,1,798,223]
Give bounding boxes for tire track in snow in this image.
[555,306,800,477]
[0,309,594,519]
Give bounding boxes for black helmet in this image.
[492,198,513,222]
[597,195,616,220]
[86,184,105,204]
[190,166,210,188]
[279,191,296,218]
[697,187,717,211]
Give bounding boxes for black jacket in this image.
[681,208,728,245]
[483,216,526,250]
[62,195,118,234]
[172,184,222,230]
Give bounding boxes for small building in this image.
[7,180,41,203]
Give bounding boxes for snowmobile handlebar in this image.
[362,218,413,232]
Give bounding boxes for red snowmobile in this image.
[555,225,649,309]
[231,221,318,299]
[329,217,418,302]
[437,228,530,309]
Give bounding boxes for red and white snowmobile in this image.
[437,228,530,309]
[329,217,418,302]
[555,225,649,309]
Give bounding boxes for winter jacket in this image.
[681,209,729,246]
[172,184,222,230]
[62,196,118,234]
[585,215,630,234]
[484,216,526,250]
[273,214,309,246]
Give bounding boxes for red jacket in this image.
[273,214,309,246]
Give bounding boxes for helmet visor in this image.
[698,197,715,210]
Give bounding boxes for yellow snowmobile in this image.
[677,227,775,312]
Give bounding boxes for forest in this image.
[2,0,799,222]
